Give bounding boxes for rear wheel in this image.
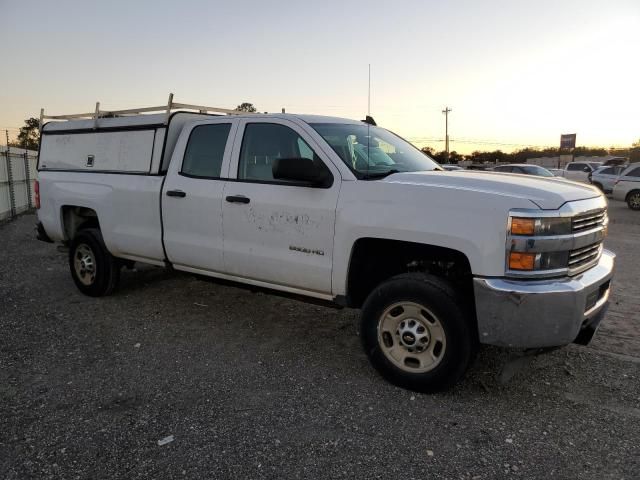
[69,228,120,296]
[627,191,640,210]
[360,273,475,393]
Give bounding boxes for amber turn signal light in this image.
[511,217,535,235]
[509,252,536,270]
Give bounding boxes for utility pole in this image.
[442,107,452,162]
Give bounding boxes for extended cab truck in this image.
[36,100,615,392]
[550,161,603,183]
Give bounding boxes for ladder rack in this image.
[39,93,253,131]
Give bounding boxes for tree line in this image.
[421,145,640,164]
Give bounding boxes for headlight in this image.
[507,217,572,274]
[508,251,570,271]
[507,207,607,278]
[510,217,572,236]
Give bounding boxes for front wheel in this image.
[627,191,640,210]
[361,273,475,393]
[69,228,120,296]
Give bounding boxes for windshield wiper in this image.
[361,169,401,180]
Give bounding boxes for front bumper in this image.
[473,250,615,348]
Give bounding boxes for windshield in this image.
[522,165,554,177]
[310,123,439,178]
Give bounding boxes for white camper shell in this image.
[38,95,248,174]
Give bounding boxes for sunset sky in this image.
[1,0,638,153]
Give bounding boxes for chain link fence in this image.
[1,145,38,221]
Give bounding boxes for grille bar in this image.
[572,209,606,232]
[569,243,602,269]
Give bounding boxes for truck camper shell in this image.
[38,94,250,174]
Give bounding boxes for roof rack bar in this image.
[40,94,253,128]
[165,93,174,123]
[43,112,98,120]
[94,102,100,129]
[171,103,245,115]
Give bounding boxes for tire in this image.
[361,273,475,393]
[69,228,120,296]
[627,191,640,211]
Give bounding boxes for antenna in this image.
[367,64,371,116]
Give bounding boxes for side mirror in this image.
[583,166,591,172]
[272,157,332,187]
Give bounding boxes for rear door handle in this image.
[225,195,250,204]
[166,190,186,198]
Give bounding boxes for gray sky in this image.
[1,0,638,153]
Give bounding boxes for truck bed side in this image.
[38,171,166,264]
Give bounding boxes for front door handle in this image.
[225,195,250,204]
[166,190,186,198]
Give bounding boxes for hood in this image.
[383,171,601,210]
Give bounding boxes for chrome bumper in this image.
[473,250,615,348]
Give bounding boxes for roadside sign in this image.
[560,134,576,149]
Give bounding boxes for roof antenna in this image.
[362,64,377,126]
[368,63,371,117]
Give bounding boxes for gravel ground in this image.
[1,202,639,479]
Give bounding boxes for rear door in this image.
[596,167,617,191]
[566,162,588,181]
[221,118,341,295]
[162,119,237,272]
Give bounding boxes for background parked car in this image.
[492,164,555,177]
[589,165,626,194]
[613,164,640,210]
[441,164,464,171]
[551,161,603,183]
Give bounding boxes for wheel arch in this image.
[345,237,475,311]
[625,188,640,201]
[60,205,100,241]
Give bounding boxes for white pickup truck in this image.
[35,99,615,392]
[550,161,603,183]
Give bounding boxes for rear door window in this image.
[626,167,640,177]
[567,163,585,171]
[181,123,232,178]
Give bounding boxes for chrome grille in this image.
[569,242,602,272]
[572,209,606,233]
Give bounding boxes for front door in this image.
[222,119,340,295]
[162,120,237,272]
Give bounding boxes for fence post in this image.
[5,130,16,218]
[24,151,32,209]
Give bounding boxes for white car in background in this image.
[492,164,555,177]
[551,162,603,183]
[589,165,626,194]
[612,164,640,210]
